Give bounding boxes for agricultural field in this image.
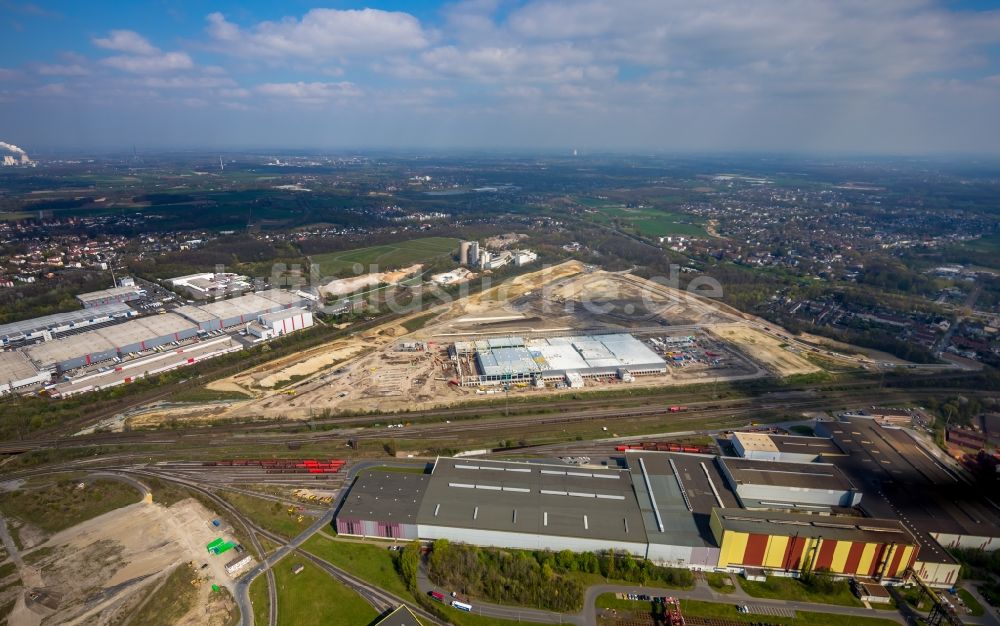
[576,199,707,237]
[310,236,460,276]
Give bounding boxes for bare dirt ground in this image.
[5,498,243,626]
[707,323,820,376]
[319,263,422,297]
[125,262,852,427]
[796,331,908,364]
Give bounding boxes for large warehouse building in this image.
[0,351,49,394]
[453,333,667,385]
[414,457,650,556]
[710,508,918,579]
[335,471,429,539]
[626,450,737,567]
[334,450,923,583]
[730,432,844,463]
[76,285,146,308]
[717,457,862,511]
[23,313,199,372]
[0,303,135,347]
[175,289,309,331]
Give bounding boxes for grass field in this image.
[679,598,897,626]
[738,575,863,607]
[249,574,269,626]
[705,572,735,593]
[128,563,200,626]
[597,595,895,626]
[168,387,251,403]
[0,478,142,535]
[217,492,314,540]
[577,199,707,237]
[957,588,985,616]
[401,312,438,333]
[302,535,413,600]
[310,237,459,276]
[272,556,377,626]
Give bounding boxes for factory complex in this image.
[1,287,313,391]
[452,333,667,386]
[76,284,146,308]
[335,416,1000,588]
[0,302,135,347]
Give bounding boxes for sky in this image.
[2,0,1000,154]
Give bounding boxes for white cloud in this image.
[205,9,428,59]
[93,30,159,56]
[102,52,193,73]
[255,81,362,104]
[217,87,251,99]
[37,63,89,76]
[418,43,614,83]
[502,0,1000,94]
[138,75,235,89]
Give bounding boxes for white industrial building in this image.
[718,457,863,511]
[175,289,309,331]
[454,333,666,386]
[0,351,49,395]
[168,272,251,300]
[76,284,146,308]
[23,313,199,373]
[0,303,135,346]
[248,307,313,339]
[730,432,844,463]
[225,554,253,576]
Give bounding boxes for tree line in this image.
[424,539,693,612]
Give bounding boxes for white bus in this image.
[451,601,472,612]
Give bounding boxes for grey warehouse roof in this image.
[712,508,917,545]
[337,471,430,525]
[0,302,133,339]
[24,313,196,367]
[416,457,647,544]
[626,451,739,547]
[260,307,309,323]
[193,289,303,320]
[720,457,857,492]
[174,305,218,323]
[0,350,42,382]
[77,286,143,303]
[768,435,844,456]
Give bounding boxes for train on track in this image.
[202,458,347,474]
[614,441,715,454]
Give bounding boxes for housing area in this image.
[335,415,1000,589]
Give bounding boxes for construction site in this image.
[120,261,831,427]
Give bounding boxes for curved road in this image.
[416,564,929,626]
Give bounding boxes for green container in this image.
[206,538,224,551]
[215,542,235,555]
[212,584,220,593]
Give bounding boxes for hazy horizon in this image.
[3,1,1000,155]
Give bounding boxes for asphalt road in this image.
[415,564,948,626]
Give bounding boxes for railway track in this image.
[0,383,978,462]
[0,376,964,455]
[119,468,446,626]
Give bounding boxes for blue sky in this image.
[2,0,1000,153]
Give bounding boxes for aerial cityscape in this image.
[1,2,1000,626]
